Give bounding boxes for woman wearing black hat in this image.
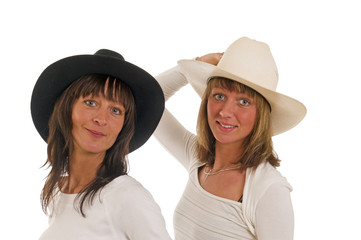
[31,50,171,239]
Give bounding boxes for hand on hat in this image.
[195,52,223,66]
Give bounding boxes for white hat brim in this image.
[178,59,306,135]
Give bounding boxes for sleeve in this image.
[254,183,294,240]
[154,66,197,170]
[155,66,188,101]
[106,182,173,240]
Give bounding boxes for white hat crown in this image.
[217,37,279,91]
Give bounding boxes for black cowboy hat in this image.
[31,49,164,153]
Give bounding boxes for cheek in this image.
[71,112,82,130]
[111,118,125,136]
[207,101,219,118]
[206,104,215,125]
[71,111,79,125]
[71,103,87,125]
[114,124,123,136]
[242,109,257,126]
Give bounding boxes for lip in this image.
[216,121,238,132]
[86,128,106,138]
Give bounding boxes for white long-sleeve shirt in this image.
[39,175,172,240]
[154,66,294,240]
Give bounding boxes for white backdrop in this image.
[1,0,360,239]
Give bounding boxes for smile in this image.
[87,129,106,137]
[217,121,237,129]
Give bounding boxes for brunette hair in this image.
[42,74,135,216]
[196,77,280,171]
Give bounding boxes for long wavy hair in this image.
[196,77,279,171]
[42,74,135,217]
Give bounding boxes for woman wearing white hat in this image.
[155,37,306,239]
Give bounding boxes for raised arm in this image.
[156,66,188,101]
[154,66,196,170]
[154,54,222,170]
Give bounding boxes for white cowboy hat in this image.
[178,37,306,135]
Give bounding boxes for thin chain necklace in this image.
[201,164,242,186]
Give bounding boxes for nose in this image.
[219,100,235,118]
[93,109,108,126]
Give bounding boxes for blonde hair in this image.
[195,77,279,171]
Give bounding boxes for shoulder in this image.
[100,178,171,239]
[244,162,292,204]
[103,175,154,201]
[248,162,291,188]
[242,162,293,235]
[101,175,162,218]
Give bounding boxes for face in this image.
[207,86,257,148]
[71,94,125,156]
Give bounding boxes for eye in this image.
[84,100,96,107]
[213,94,225,101]
[239,99,250,106]
[111,107,123,115]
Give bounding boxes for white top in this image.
[154,66,294,240]
[39,175,172,240]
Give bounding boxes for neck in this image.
[63,151,104,194]
[213,141,244,170]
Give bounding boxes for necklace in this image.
[201,164,242,186]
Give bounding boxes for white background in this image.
[1,0,360,239]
